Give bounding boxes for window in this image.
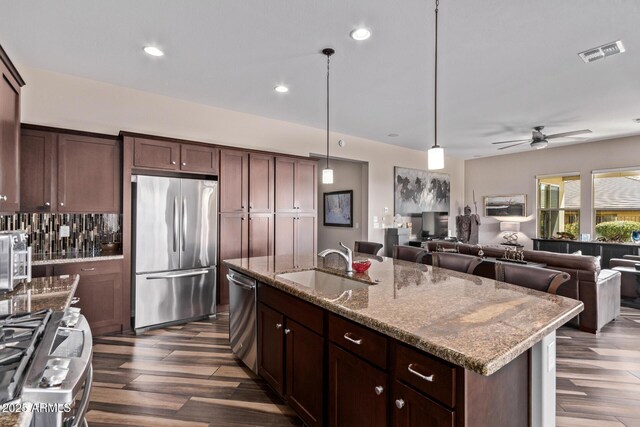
[537,175,580,239]
[593,170,640,242]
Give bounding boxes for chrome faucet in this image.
[318,242,354,275]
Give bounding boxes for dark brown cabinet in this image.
[218,213,249,304]
[57,134,120,213]
[249,154,274,213]
[0,46,24,213]
[20,127,121,213]
[220,149,249,213]
[19,129,55,212]
[258,302,285,395]
[275,214,317,268]
[54,260,123,336]
[275,157,317,213]
[391,381,454,427]
[133,137,180,171]
[329,343,388,427]
[249,214,273,258]
[180,144,218,174]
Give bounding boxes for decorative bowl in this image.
[101,242,120,253]
[632,230,640,244]
[352,260,372,273]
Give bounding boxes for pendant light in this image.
[322,47,335,184]
[428,0,445,170]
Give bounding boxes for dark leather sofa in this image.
[609,255,640,298]
[424,242,621,334]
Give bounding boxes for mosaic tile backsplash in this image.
[0,214,121,254]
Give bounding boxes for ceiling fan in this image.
[492,126,592,150]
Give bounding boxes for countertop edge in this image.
[224,260,584,376]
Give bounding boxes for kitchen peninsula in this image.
[224,255,583,427]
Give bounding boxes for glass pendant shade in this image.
[322,168,334,184]
[427,146,444,170]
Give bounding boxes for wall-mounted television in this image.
[422,211,448,239]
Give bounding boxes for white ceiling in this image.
[1,0,639,159]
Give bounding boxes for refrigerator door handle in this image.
[146,269,210,280]
[173,197,179,252]
[182,197,187,252]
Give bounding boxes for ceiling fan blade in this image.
[497,141,529,150]
[549,136,589,143]
[491,139,531,145]
[546,129,592,139]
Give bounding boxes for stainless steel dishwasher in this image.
[227,270,258,374]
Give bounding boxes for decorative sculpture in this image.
[456,205,481,244]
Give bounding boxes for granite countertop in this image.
[32,251,123,265]
[224,254,583,376]
[0,274,79,426]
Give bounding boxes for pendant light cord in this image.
[433,0,439,149]
[326,53,331,169]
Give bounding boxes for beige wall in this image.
[316,158,368,251]
[18,65,465,244]
[465,135,640,249]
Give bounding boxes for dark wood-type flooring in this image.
[87,308,640,426]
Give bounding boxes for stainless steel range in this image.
[0,308,93,427]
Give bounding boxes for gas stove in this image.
[0,308,93,427]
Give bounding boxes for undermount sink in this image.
[276,270,368,294]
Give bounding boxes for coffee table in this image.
[612,266,640,309]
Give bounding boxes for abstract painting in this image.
[324,190,353,227]
[394,167,450,215]
[484,194,527,217]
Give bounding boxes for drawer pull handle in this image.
[284,328,291,335]
[407,363,434,382]
[374,386,384,395]
[343,332,362,345]
[275,323,282,329]
[70,297,80,305]
[81,268,96,272]
[395,399,405,409]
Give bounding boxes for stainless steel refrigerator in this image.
[133,175,217,331]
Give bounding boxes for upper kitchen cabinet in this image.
[19,129,56,212]
[20,126,122,213]
[0,45,25,213]
[58,133,121,213]
[275,157,317,213]
[180,144,218,174]
[249,153,274,213]
[133,137,180,171]
[220,149,249,213]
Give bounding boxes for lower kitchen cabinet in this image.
[392,381,454,427]
[218,213,249,305]
[54,260,123,335]
[257,302,285,395]
[328,343,388,427]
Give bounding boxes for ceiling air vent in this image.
[578,40,626,63]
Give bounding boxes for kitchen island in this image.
[224,254,583,427]
[0,274,80,427]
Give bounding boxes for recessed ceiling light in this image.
[578,40,625,63]
[387,133,399,137]
[350,28,371,41]
[143,46,164,57]
[274,85,289,93]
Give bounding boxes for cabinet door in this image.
[285,319,324,427]
[275,157,296,213]
[180,144,219,175]
[275,214,296,268]
[392,381,454,427]
[0,71,20,213]
[20,129,56,212]
[218,213,248,305]
[220,149,249,212]
[295,160,317,213]
[57,134,121,213]
[258,303,285,395]
[249,214,273,258]
[295,215,317,267]
[249,154,274,213]
[133,138,180,170]
[54,260,123,336]
[329,343,388,427]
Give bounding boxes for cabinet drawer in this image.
[328,313,388,369]
[394,343,456,408]
[258,283,323,335]
[53,259,122,276]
